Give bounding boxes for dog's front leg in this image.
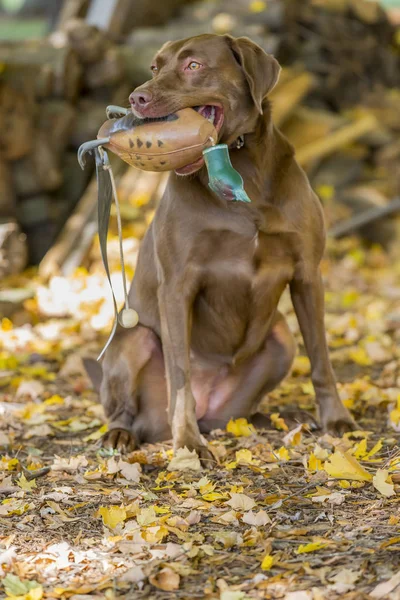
[290,271,356,435]
[158,283,213,465]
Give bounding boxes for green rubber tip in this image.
[203,144,251,203]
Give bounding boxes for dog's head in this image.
[129,34,280,175]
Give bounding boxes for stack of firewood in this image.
[1,0,399,278]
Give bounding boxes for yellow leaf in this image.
[199,479,215,495]
[341,290,359,308]
[137,506,157,526]
[0,457,19,471]
[17,474,37,492]
[292,355,311,376]
[153,506,171,514]
[283,424,303,446]
[372,469,395,498]
[225,461,237,469]
[249,0,267,12]
[301,381,314,395]
[365,439,383,460]
[307,454,322,472]
[388,515,400,525]
[316,184,334,201]
[270,413,289,431]
[323,450,373,482]
[143,525,168,543]
[202,492,227,502]
[348,347,372,366]
[389,395,400,427]
[339,480,351,489]
[277,447,290,461]
[353,438,367,459]
[261,554,274,570]
[43,395,64,405]
[296,540,328,554]
[83,423,108,442]
[235,448,259,465]
[1,317,13,331]
[97,505,126,529]
[226,418,255,437]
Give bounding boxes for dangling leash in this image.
[78,120,138,361]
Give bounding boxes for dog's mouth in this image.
[175,104,224,176]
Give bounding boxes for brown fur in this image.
[86,34,355,461]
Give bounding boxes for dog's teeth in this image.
[210,106,216,123]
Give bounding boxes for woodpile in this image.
[0,0,399,278]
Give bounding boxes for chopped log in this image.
[56,0,90,31]
[84,47,125,89]
[329,196,400,243]
[0,41,82,101]
[39,159,125,279]
[37,100,76,156]
[0,221,28,278]
[270,71,315,126]
[63,18,108,64]
[1,63,54,100]
[24,218,57,265]
[68,99,110,148]
[296,113,378,167]
[0,159,16,220]
[281,106,345,151]
[12,133,63,198]
[0,82,34,161]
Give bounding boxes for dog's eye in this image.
[186,61,202,71]
[150,65,158,74]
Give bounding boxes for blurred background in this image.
[0,0,399,271]
[0,0,400,353]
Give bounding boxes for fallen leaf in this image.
[17,474,37,492]
[270,412,289,431]
[261,554,274,570]
[296,540,328,554]
[23,424,53,439]
[226,493,256,511]
[119,460,141,482]
[167,447,201,472]
[149,567,180,591]
[242,510,271,527]
[283,424,304,446]
[330,568,359,592]
[226,418,255,437]
[370,571,400,599]
[97,505,127,529]
[323,450,373,481]
[51,455,88,472]
[3,574,43,599]
[120,565,146,583]
[312,491,345,505]
[373,469,395,497]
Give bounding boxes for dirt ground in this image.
[1,235,400,600]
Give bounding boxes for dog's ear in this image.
[225,36,281,115]
[83,358,103,392]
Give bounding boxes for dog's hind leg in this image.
[84,325,166,452]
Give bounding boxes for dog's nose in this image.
[129,89,153,109]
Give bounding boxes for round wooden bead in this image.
[119,308,139,328]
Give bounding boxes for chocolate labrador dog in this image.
[85,34,355,462]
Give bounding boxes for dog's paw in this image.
[321,408,357,437]
[102,428,137,453]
